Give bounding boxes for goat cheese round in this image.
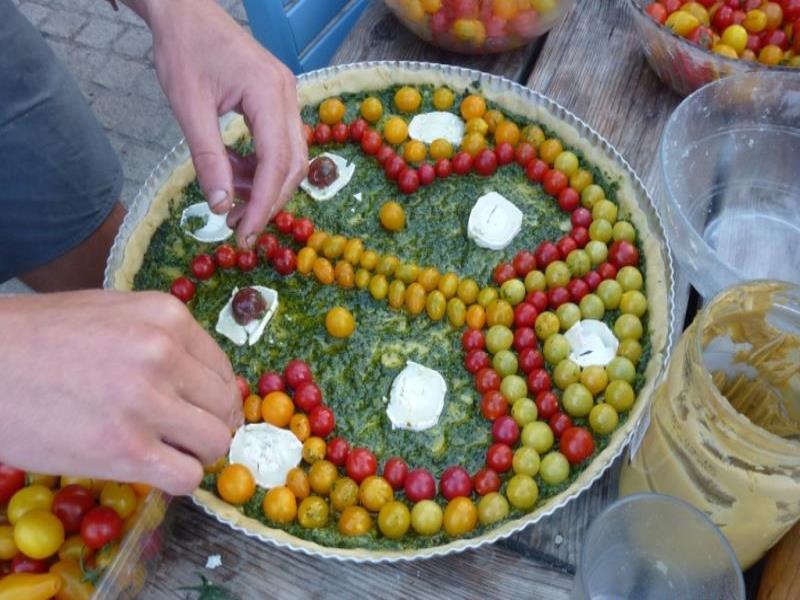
[180,202,233,243]
[215,286,278,346]
[228,423,302,489]
[564,319,619,367]
[386,361,447,432]
[299,152,355,201]
[407,111,465,145]
[467,191,524,250]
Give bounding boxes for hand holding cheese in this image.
[0,290,242,495]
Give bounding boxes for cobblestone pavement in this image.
[3,0,249,293]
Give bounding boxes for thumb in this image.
[173,95,233,215]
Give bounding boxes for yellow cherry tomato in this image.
[443,497,478,536]
[379,201,405,231]
[0,525,17,560]
[289,413,311,442]
[742,9,767,33]
[383,116,409,145]
[712,43,739,59]
[405,282,427,316]
[452,18,486,44]
[466,117,489,136]
[492,0,518,20]
[217,464,255,505]
[26,474,58,489]
[494,120,520,146]
[429,138,454,159]
[394,86,422,112]
[403,139,427,163]
[360,96,383,123]
[338,505,372,536]
[50,559,94,600]
[681,2,709,26]
[302,437,327,464]
[298,496,329,529]
[59,477,92,491]
[57,534,93,563]
[461,131,487,156]
[100,482,137,520]
[325,306,355,338]
[296,246,317,275]
[319,98,346,125]
[308,460,338,496]
[417,267,440,291]
[460,94,486,120]
[342,238,364,265]
[334,260,355,288]
[14,509,64,559]
[261,390,294,427]
[0,573,63,600]
[759,44,784,65]
[243,393,262,423]
[665,10,700,37]
[285,467,310,500]
[8,485,53,524]
[312,256,335,285]
[538,138,563,165]
[432,87,455,110]
[721,24,747,54]
[421,0,441,14]
[262,486,297,524]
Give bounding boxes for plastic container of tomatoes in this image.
[628,0,800,96]
[92,491,171,599]
[383,0,574,54]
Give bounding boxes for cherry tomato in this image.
[535,390,559,419]
[557,236,578,258]
[313,123,332,145]
[571,207,592,228]
[397,168,420,194]
[284,359,312,389]
[480,390,509,421]
[257,371,284,397]
[473,149,498,176]
[376,145,394,165]
[236,249,257,272]
[10,554,48,573]
[646,1,667,23]
[169,277,194,303]
[0,464,25,504]
[525,158,548,182]
[302,122,314,145]
[472,468,501,496]
[534,241,560,268]
[597,261,618,280]
[543,169,569,196]
[513,327,537,352]
[568,278,590,303]
[492,415,520,445]
[292,218,314,244]
[452,151,473,175]
[558,187,580,212]
[439,466,472,500]
[273,211,294,234]
[486,443,513,473]
[495,142,515,165]
[434,158,453,178]
[214,244,236,268]
[360,129,382,155]
[560,426,595,464]
[515,142,536,166]
[293,381,322,413]
[384,155,406,180]
[492,262,516,285]
[51,485,95,534]
[404,469,436,502]
[583,270,602,291]
[325,437,350,466]
[572,227,590,250]
[190,254,216,280]
[382,457,409,490]
[514,303,538,329]
[418,162,436,186]
[608,240,640,268]
[331,122,349,143]
[475,367,501,393]
[345,448,377,484]
[462,329,485,353]
[512,250,537,277]
[14,510,64,559]
[526,289,548,312]
[527,369,552,396]
[308,405,335,438]
[548,286,571,310]
[271,247,297,275]
[549,411,573,438]
[464,350,490,374]
[80,507,123,550]
[349,118,368,142]
[518,347,544,374]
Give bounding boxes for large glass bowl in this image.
[628,0,799,96]
[658,71,800,299]
[384,0,573,54]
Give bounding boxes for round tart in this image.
[106,62,675,561]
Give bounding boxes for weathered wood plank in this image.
[140,499,573,600]
[330,1,542,82]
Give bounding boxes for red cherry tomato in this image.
[308,405,335,438]
[486,443,513,473]
[464,350,490,374]
[0,464,25,504]
[273,211,294,234]
[80,506,124,550]
[439,466,472,500]
[515,143,536,167]
[556,236,578,258]
[597,262,618,280]
[284,359,313,389]
[535,390,559,419]
[514,303,538,328]
[608,240,640,268]
[403,469,436,502]
[492,415,520,445]
[480,390,509,421]
[712,5,734,29]
[543,169,569,197]
[452,151,473,175]
[236,249,257,272]
[584,270,602,291]
[512,250,537,277]
[473,149,498,176]
[418,162,436,186]
[345,448,377,484]
[645,1,667,23]
[525,159,548,183]
[526,290,549,313]
[293,381,322,413]
[513,327,537,352]
[549,411,573,438]
[190,254,216,280]
[534,241,560,268]
[257,371,285,396]
[493,262,516,285]
[326,437,350,466]
[271,247,297,275]
[302,123,314,145]
[528,368,553,395]
[313,123,332,145]
[571,207,592,228]
[376,145,394,165]
[291,218,314,244]
[10,554,48,574]
[434,158,453,178]
[236,375,251,400]
[495,142,515,165]
[518,347,544,374]
[548,286,571,310]
[255,234,279,260]
[349,118,368,142]
[567,278,590,303]
[384,155,406,180]
[462,329,485,352]
[475,367,501,393]
[170,277,195,303]
[361,129,382,155]
[397,168,420,194]
[53,484,96,534]
[382,457,409,491]
[560,426,595,464]
[558,187,580,212]
[332,122,349,144]
[571,226,590,248]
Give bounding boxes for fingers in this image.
[170,350,241,430]
[155,396,234,468]
[172,90,234,215]
[146,442,205,496]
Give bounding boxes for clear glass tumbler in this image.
[571,493,744,600]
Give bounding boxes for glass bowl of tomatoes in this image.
[383,0,574,54]
[629,0,800,96]
[657,70,800,298]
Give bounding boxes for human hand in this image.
[0,291,242,495]
[128,0,308,248]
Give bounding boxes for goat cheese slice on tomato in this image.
[564,319,619,367]
[180,202,233,243]
[467,191,523,250]
[386,361,447,432]
[408,111,465,145]
[228,423,302,489]
[215,286,278,346]
[299,152,355,201]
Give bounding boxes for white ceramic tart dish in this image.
[104,61,676,563]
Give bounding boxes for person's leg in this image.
[0,0,125,291]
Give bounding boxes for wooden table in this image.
[140,2,759,597]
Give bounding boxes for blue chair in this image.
[242,0,369,74]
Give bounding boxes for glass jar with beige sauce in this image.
[619,280,800,569]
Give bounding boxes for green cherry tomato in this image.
[477,286,499,308]
[543,333,570,365]
[592,199,618,223]
[597,280,623,310]
[617,339,643,364]
[500,375,528,402]
[556,303,581,331]
[545,261,571,289]
[589,403,619,435]
[486,325,514,354]
[553,359,581,389]
[410,500,443,536]
[612,221,636,242]
[620,290,648,317]
[581,184,605,209]
[521,421,554,454]
[579,294,605,320]
[378,501,411,539]
[605,380,635,412]
[512,446,541,477]
[588,219,613,243]
[584,240,608,266]
[492,350,519,377]
[617,266,643,291]
[614,314,643,340]
[566,250,591,278]
[540,452,570,485]
[511,398,538,427]
[500,279,526,305]
[562,382,594,417]
[535,312,560,341]
[477,492,510,526]
[524,270,546,292]
[506,474,539,510]
[606,357,636,383]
